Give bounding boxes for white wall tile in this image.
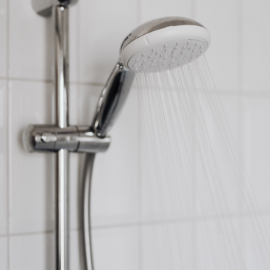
[69,83,78,126]
[142,222,195,270]
[195,93,241,216]
[69,5,79,83]
[10,233,54,270]
[69,231,84,270]
[196,0,239,90]
[141,0,191,23]
[78,0,138,84]
[0,237,7,270]
[92,226,139,270]
[139,87,195,222]
[0,80,7,235]
[9,0,77,82]
[77,84,100,126]
[5,0,270,269]
[9,0,53,80]
[241,0,270,91]
[197,219,242,270]
[244,216,270,269]
[77,84,139,227]
[69,153,80,230]
[70,227,140,270]
[0,0,7,77]
[242,96,270,211]
[10,80,54,233]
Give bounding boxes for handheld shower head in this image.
[120,17,210,73]
[92,16,211,137]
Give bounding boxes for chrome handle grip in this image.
[91,62,135,138]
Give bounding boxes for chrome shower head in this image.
[120,16,211,73]
[92,16,211,137]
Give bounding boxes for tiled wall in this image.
[1,0,270,269]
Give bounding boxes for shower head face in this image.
[120,17,210,73]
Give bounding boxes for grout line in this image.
[191,0,197,263]
[76,3,80,87]
[237,0,245,266]
[190,0,196,19]
[137,82,142,269]
[89,209,270,230]
[7,231,54,238]
[6,0,10,268]
[191,67,198,270]
[137,0,141,25]
[70,81,103,87]
[2,77,53,84]
[2,208,270,237]
[0,77,105,87]
[135,0,142,266]
[2,77,270,97]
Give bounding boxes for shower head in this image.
[120,16,211,73]
[92,16,211,137]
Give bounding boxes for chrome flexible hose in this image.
[81,154,96,270]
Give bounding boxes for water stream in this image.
[136,56,270,269]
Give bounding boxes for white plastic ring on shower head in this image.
[120,24,210,73]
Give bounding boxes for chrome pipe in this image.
[54,6,69,270]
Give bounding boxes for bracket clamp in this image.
[23,125,111,153]
[32,0,79,17]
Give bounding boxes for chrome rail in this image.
[54,6,69,270]
[25,1,135,270]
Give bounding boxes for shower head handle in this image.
[91,62,135,138]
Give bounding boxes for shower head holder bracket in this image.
[32,0,78,16]
[23,125,111,153]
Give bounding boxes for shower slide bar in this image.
[23,1,110,270]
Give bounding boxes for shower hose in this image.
[81,153,96,270]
